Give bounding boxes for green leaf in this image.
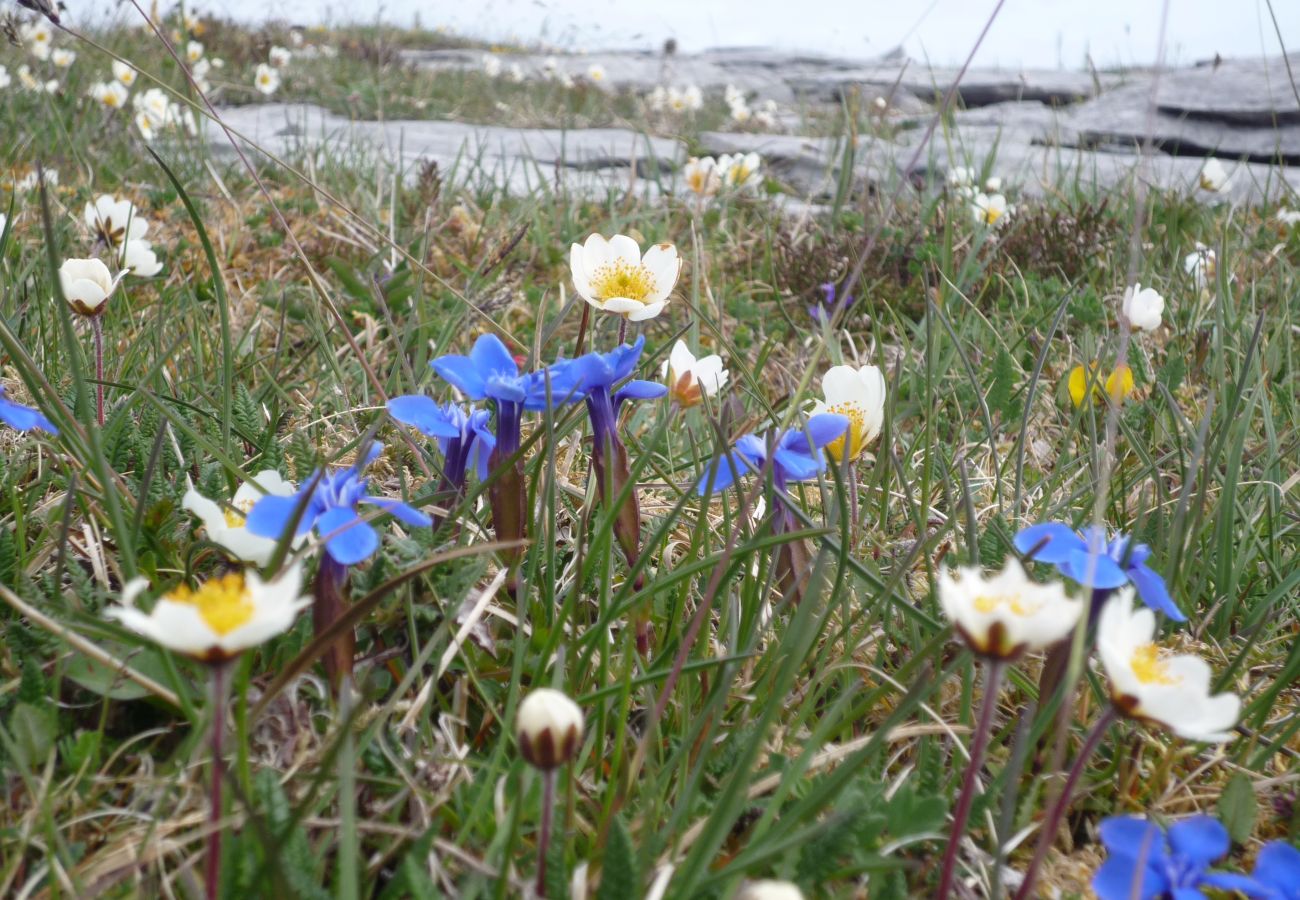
[64,645,173,701]
[885,786,947,838]
[596,816,638,900]
[1217,772,1257,844]
[987,348,1020,421]
[8,702,56,769]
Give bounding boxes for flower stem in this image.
[206,662,229,900]
[91,316,105,427]
[936,659,1004,900]
[1013,706,1118,900]
[617,317,628,346]
[573,304,590,357]
[535,768,557,897]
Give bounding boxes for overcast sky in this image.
[82,0,1298,69]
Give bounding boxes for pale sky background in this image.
[81,1,1298,69]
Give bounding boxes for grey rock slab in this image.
[206,103,685,196]
[1153,56,1300,126]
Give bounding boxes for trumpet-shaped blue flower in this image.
[1251,841,1300,900]
[809,281,855,325]
[246,442,431,565]
[386,397,495,487]
[1092,816,1265,900]
[1014,522,1184,622]
[695,414,849,495]
[564,335,666,445]
[0,387,57,435]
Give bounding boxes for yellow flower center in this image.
[590,260,655,303]
[824,402,867,462]
[687,169,713,195]
[165,573,254,636]
[983,205,1003,225]
[104,93,121,108]
[732,163,754,183]
[222,498,256,528]
[973,592,1040,616]
[1130,643,1179,685]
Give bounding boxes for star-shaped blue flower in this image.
[1014,522,1185,621]
[695,414,849,495]
[1251,841,1300,900]
[386,398,495,486]
[1093,816,1265,900]
[0,387,57,435]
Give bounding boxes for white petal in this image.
[628,300,665,321]
[606,234,642,268]
[598,297,643,315]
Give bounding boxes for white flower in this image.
[122,239,163,278]
[542,56,560,77]
[0,214,7,237]
[183,470,299,565]
[729,101,752,123]
[21,21,52,60]
[253,63,280,95]
[984,175,1002,192]
[947,166,976,188]
[134,87,172,126]
[166,103,198,136]
[106,563,311,663]
[192,58,212,92]
[482,54,502,77]
[0,66,10,90]
[667,86,689,112]
[17,65,57,94]
[810,364,886,462]
[135,110,157,141]
[84,195,148,247]
[90,80,131,110]
[736,882,804,900]
[724,84,744,108]
[58,258,127,316]
[754,99,778,128]
[587,63,607,83]
[683,156,721,197]
[682,84,703,111]
[569,233,681,322]
[661,340,727,408]
[939,561,1082,659]
[12,169,57,192]
[719,152,762,190]
[1097,588,1240,743]
[51,49,76,68]
[1122,282,1165,332]
[1276,207,1300,227]
[1199,158,1229,192]
[186,41,204,63]
[1183,243,1216,291]
[268,45,292,68]
[182,10,202,32]
[112,60,137,86]
[516,688,584,770]
[971,192,1011,227]
[647,85,667,111]
[507,62,524,83]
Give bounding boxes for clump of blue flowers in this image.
[1014,522,1184,621]
[0,386,57,435]
[387,398,494,489]
[1092,815,1266,899]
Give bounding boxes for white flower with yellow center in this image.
[21,21,52,60]
[647,85,667,111]
[939,561,1082,660]
[971,192,1010,227]
[254,63,280,95]
[51,49,76,68]
[661,339,727,408]
[482,54,502,77]
[135,110,157,141]
[90,80,130,110]
[84,195,148,248]
[112,60,137,87]
[683,156,721,197]
[984,175,1003,192]
[1097,588,1240,742]
[719,152,762,190]
[58,258,127,317]
[729,101,752,123]
[1198,158,1229,192]
[186,41,205,63]
[569,233,681,322]
[810,364,885,463]
[134,88,172,127]
[269,46,292,68]
[18,65,57,94]
[106,563,310,663]
[1122,282,1165,332]
[587,63,607,83]
[183,470,299,566]
[1277,207,1300,228]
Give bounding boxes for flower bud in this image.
[59,258,124,317]
[735,880,805,900]
[516,688,583,770]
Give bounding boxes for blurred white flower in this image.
[107,564,310,663]
[84,195,148,248]
[1122,282,1165,332]
[90,80,131,110]
[683,156,721,197]
[135,110,157,141]
[1276,207,1300,228]
[122,239,163,278]
[587,63,607,83]
[971,192,1011,227]
[1198,158,1229,192]
[482,54,502,77]
[661,340,728,408]
[186,41,204,63]
[269,46,292,68]
[507,62,524,83]
[1098,588,1240,743]
[0,66,10,90]
[59,258,126,316]
[939,561,1082,660]
[1183,243,1216,291]
[719,152,762,190]
[51,49,76,68]
[253,63,280,95]
[647,85,667,111]
[948,166,976,189]
[192,57,212,92]
[724,84,744,108]
[21,21,52,60]
[682,84,703,111]
[729,101,752,123]
[984,175,1002,192]
[754,98,779,128]
[18,65,58,94]
[810,364,886,462]
[736,882,804,900]
[569,233,681,322]
[134,87,171,125]
[183,470,299,565]
[112,60,138,87]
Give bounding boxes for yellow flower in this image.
[1067,362,1134,408]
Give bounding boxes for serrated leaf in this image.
[596,816,638,900]
[1218,772,1257,844]
[8,702,56,769]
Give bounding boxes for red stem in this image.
[535,768,557,897]
[92,316,104,427]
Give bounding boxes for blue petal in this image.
[1129,563,1186,621]
[1125,541,1152,568]
[785,413,849,453]
[361,496,433,528]
[1167,816,1229,867]
[317,505,379,565]
[734,434,768,467]
[1254,841,1300,894]
[1200,872,1271,896]
[616,379,668,403]
[773,447,824,483]
[387,396,461,438]
[1013,523,1085,563]
[1063,548,1130,588]
[431,355,488,398]
[1092,857,1166,900]
[470,333,518,378]
[245,493,316,539]
[1099,817,1168,861]
[610,335,646,383]
[695,455,744,495]
[0,398,58,434]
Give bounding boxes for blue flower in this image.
[809,281,854,325]
[0,387,57,435]
[245,442,431,565]
[1013,522,1185,622]
[1252,841,1300,900]
[386,397,496,487]
[564,335,667,445]
[695,414,849,495]
[1093,816,1266,900]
